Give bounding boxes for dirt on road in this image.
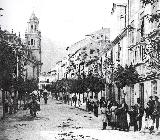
[0,98,160,140]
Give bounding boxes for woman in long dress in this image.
[118,98,129,131]
[110,101,118,130]
[101,101,107,130]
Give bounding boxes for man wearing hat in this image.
[153,96,160,132]
[147,96,154,117]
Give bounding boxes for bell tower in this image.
[25,12,42,79]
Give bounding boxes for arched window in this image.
[31,39,34,45]
[35,25,37,31]
[31,25,33,30]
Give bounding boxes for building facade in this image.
[110,0,160,108]
[25,12,42,80]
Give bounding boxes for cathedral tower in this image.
[25,12,42,79]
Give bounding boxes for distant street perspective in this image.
[1,0,160,140]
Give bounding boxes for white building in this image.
[110,0,160,107]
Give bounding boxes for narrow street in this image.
[0,97,160,140]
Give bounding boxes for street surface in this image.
[0,97,160,140]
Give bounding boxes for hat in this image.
[149,96,153,99]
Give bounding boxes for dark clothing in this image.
[43,92,48,104]
[147,100,155,117]
[153,116,159,129]
[145,106,151,119]
[118,103,129,131]
[5,101,9,113]
[94,107,98,117]
[128,109,138,131]
[135,103,144,131]
[93,99,99,117]
[152,100,160,129]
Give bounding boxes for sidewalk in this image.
[67,100,160,134]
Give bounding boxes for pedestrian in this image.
[78,98,81,107]
[100,97,105,108]
[72,94,77,107]
[8,95,13,114]
[4,99,9,113]
[43,89,48,104]
[147,96,155,133]
[128,105,138,131]
[106,98,112,126]
[93,96,99,117]
[86,97,89,111]
[152,96,160,133]
[147,96,154,118]
[135,98,144,131]
[117,98,129,131]
[101,102,107,130]
[89,96,93,112]
[110,100,118,130]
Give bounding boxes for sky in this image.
[0,0,123,72]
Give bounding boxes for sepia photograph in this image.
[0,0,160,139]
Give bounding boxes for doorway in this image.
[139,83,144,107]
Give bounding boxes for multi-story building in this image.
[127,0,160,107]
[67,28,110,79]
[51,28,110,99]
[110,0,160,107]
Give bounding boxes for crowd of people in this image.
[99,96,160,134]
[3,89,49,117]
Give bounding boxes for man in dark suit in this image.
[153,96,160,132]
[135,98,144,131]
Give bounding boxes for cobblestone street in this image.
[0,97,159,140]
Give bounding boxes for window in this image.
[35,25,37,31]
[151,80,157,94]
[31,25,33,30]
[31,39,34,45]
[135,49,137,63]
[141,18,144,37]
[137,12,144,42]
[117,43,121,62]
[28,41,30,45]
[130,20,135,44]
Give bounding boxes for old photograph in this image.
[0,0,160,139]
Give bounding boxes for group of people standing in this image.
[100,97,129,131]
[86,96,99,117]
[100,96,160,133]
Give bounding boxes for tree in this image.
[141,0,158,6]
[113,64,139,100]
[0,36,17,118]
[85,72,105,96]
